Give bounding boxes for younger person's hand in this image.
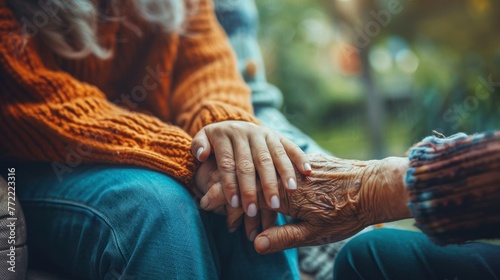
[192,121,311,218]
[195,156,277,241]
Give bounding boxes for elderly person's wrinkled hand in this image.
[199,153,411,253]
[255,154,410,254]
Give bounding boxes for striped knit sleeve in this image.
[171,0,259,137]
[0,2,198,188]
[405,131,500,245]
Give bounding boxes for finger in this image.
[195,159,217,194]
[232,136,258,217]
[266,134,297,191]
[245,213,260,242]
[280,137,312,175]
[226,205,244,231]
[254,222,311,254]
[191,128,212,162]
[260,209,278,231]
[255,185,290,216]
[250,135,279,209]
[212,136,240,208]
[199,182,226,211]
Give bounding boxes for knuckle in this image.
[219,154,236,172]
[212,124,229,135]
[211,125,222,134]
[220,122,246,133]
[259,127,272,135]
[228,122,242,131]
[223,181,238,191]
[240,187,256,198]
[281,228,298,246]
[287,143,302,153]
[237,159,255,175]
[262,179,279,191]
[272,146,287,158]
[257,151,273,167]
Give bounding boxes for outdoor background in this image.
[255,0,500,160]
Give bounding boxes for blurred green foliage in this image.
[255,0,500,159]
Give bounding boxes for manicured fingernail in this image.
[196,147,204,161]
[200,196,209,209]
[304,162,312,172]
[271,195,280,209]
[247,203,257,217]
[256,236,270,252]
[249,230,257,242]
[229,227,238,233]
[231,195,239,208]
[287,178,297,190]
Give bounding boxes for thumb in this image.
[191,128,211,162]
[254,222,311,254]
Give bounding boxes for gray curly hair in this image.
[7,0,187,59]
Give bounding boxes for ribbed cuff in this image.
[405,131,500,244]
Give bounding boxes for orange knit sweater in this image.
[0,0,258,189]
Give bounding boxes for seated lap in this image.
[14,163,216,279]
[10,163,299,280]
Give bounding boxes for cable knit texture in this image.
[0,0,258,189]
[406,131,500,245]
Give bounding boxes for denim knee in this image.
[18,165,217,279]
[95,169,213,278]
[89,167,205,257]
[98,168,198,220]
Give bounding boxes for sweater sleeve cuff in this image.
[405,131,500,245]
[184,101,260,136]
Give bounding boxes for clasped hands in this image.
[192,121,410,254]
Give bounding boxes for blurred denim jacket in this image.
[214,0,328,154]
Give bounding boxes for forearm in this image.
[171,0,259,137]
[0,97,198,186]
[363,157,412,226]
[406,132,500,244]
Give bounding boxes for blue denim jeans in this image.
[13,163,299,280]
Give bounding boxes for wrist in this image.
[362,157,412,226]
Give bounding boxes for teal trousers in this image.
[335,229,500,280]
